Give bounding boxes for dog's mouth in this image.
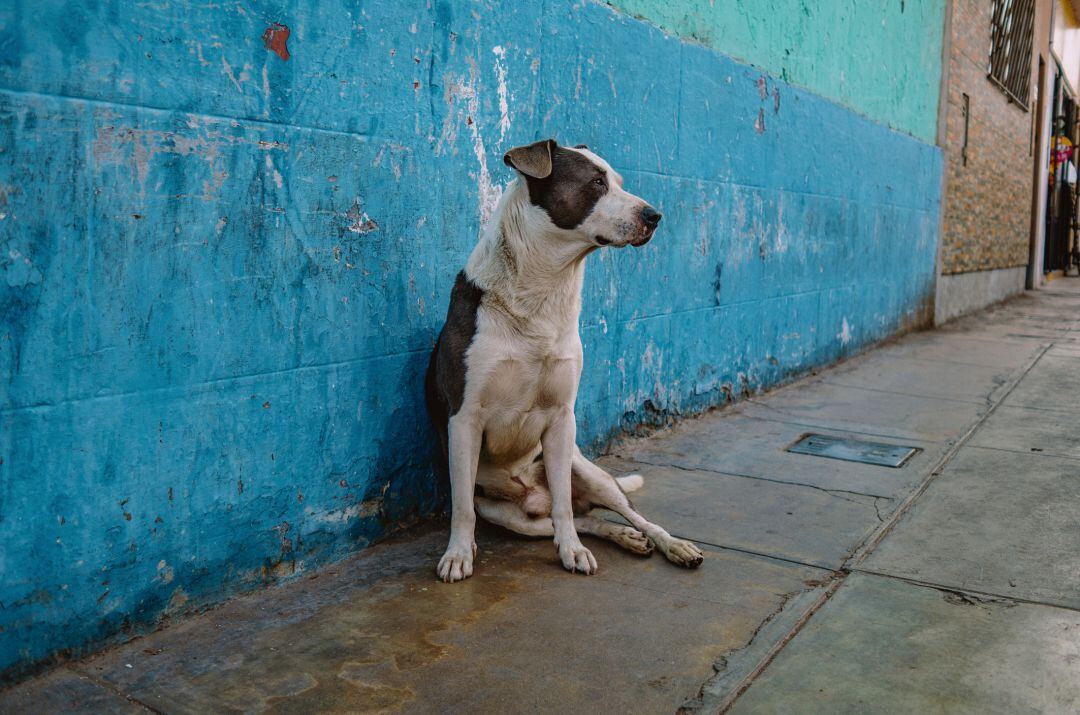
[630,226,656,247]
[595,225,657,248]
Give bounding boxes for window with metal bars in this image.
[988,0,1036,107]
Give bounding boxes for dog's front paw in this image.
[661,537,704,568]
[437,540,476,583]
[557,540,597,574]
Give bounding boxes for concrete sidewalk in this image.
[4,279,1080,714]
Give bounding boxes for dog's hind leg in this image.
[475,497,653,557]
[571,450,704,568]
[575,515,653,556]
[475,496,554,537]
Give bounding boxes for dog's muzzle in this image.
[631,206,662,247]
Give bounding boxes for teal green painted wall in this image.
[608,0,946,143]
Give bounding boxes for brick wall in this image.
[941,0,1036,274]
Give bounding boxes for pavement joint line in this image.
[737,411,950,446]
[850,567,1080,614]
[991,401,1080,416]
[742,397,961,443]
[752,381,985,407]
[845,340,1054,569]
[712,572,848,714]
[713,338,1054,714]
[925,332,1053,345]
[817,379,991,405]
[65,664,161,714]
[965,443,1080,462]
[615,456,895,500]
[596,519,839,573]
[873,353,1040,369]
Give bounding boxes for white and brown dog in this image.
[425,139,704,582]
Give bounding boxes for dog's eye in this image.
[591,177,605,188]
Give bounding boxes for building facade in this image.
[936,0,1080,321]
[0,0,979,681]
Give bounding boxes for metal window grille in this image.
[988,0,1036,107]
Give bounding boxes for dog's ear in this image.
[503,139,555,179]
[574,144,588,150]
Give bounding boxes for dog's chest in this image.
[471,326,581,461]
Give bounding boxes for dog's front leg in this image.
[543,406,597,574]
[438,412,481,582]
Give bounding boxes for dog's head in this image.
[503,139,661,248]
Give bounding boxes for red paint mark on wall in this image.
[262,23,291,60]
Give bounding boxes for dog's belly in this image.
[482,408,549,464]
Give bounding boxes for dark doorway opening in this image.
[1044,65,1078,274]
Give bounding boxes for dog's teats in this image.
[425,138,700,583]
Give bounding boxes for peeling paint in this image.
[837,318,853,346]
[492,45,511,143]
[262,23,291,61]
[346,200,379,234]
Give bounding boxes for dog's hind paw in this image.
[608,526,654,556]
[661,537,704,569]
[437,541,476,583]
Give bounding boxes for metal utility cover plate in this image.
[787,433,919,468]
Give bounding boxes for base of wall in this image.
[934,266,1027,325]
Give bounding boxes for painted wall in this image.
[608,0,947,143]
[0,0,942,679]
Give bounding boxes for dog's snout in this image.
[642,206,662,228]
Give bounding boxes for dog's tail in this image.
[615,474,644,493]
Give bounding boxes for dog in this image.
[425,138,704,582]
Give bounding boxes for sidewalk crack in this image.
[65,665,161,714]
[620,457,892,501]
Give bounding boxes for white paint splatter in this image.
[773,195,789,253]
[222,56,243,93]
[309,501,382,524]
[470,121,502,230]
[837,318,852,346]
[262,64,271,113]
[265,154,283,189]
[434,68,503,230]
[492,45,511,143]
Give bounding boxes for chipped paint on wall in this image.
[0,0,941,680]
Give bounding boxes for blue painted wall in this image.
[0,0,942,678]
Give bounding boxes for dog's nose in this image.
[642,206,662,228]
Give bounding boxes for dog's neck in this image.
[466,180,593,325]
